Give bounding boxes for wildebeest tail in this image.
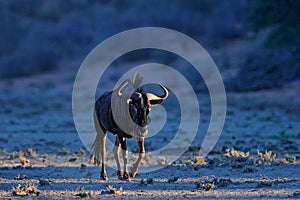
[90,107,104,165]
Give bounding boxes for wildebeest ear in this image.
[132,72,143,88]
[117,80,129,96]
[126,98,133,104]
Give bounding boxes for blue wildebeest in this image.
[90,74,168,181]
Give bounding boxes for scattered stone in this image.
[292,190,300,197]
[243,167,256,173]
[14,174,28,180]
[286,156,297,163]
[76,191,93,198]
[68,157,77,162]
[207,158,221,166]
[168,176,179,183]
[140,179,147,186]
[20,158,30,166]
[232,163,244,169]
[39,179,50,186]
[214,178,233,188]
[205,182,214,191]
[75,187,94,198]
[101,185,123,195]
[195,181,215,191]
[257,181,272,188]
[147,178,154,184]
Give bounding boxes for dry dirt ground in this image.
[0,42,300,198]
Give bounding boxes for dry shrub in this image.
[256,150,276,164]
[12,184,40,196]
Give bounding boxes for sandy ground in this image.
[1,41,300,198]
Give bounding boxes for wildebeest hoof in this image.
[123,172,131,181]
[130,166,138,177]
[117,170,123,180]
[101,173,108,180]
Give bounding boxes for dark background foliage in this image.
[0,0,299,91]
[228,0,300,91]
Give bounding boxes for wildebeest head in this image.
[117,80,168,138]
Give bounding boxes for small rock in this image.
[214,178,232,187]
[205,182,214,191]
[147,178,153,184]
[76,191,93,198]
[14,174,28,180]
[168,176,179,183]
[21,158,30,166]
[257,181,272,188]
[39,179,50,186]
[293,191,300,197]
[243,167,255,173]
[69,157,77,162]
[140,179,147,186]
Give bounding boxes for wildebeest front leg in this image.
[120,136,130,181]
[130,138,145,177]
[100,134,107,180]
[113,135,123,179]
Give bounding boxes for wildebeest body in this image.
[95,91,133,139]
[91,74,168,181]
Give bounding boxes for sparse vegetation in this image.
[256,150,276,164]
[101,185,123,195]
[12,184,40,196]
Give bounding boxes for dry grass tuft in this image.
[193,156,206,165]
[256,150,276,164]
[225,148,249,158]
[101,185,123,195]
[12,184,40,196]
[27,148,38,158]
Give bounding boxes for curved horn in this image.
[117,81,128,96]
[158,84,169,100]
[146,84,169,101]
